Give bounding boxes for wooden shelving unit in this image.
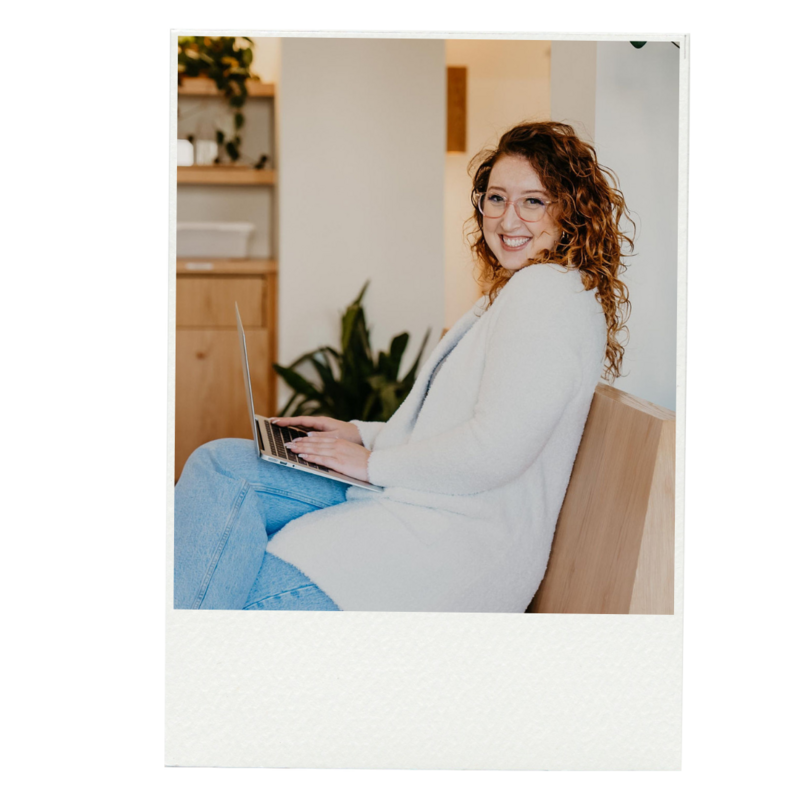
[175,68,278,479]
[177,166,275,185]
[178,77,275,97]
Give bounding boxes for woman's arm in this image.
[283,269,594,490]
[347,420,386,451]
[272,418,384,483]
[366,272,589,495]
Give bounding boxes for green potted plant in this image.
[273,282,431,422]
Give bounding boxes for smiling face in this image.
[481,154,561,272]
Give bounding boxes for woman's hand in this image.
[270,415,363,445]
[286,436,372,483]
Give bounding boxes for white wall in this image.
[595,42,679,411]
[444,39,551,327]
[278,37,446,406]
[550,41,596,143]
[551,40,679,411]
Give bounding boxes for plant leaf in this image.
[400,328,431,386]
[284,350,320,371]
[308,355,343,413]
[361,391,378,421]
[272,364,323,400]
[339,290,374,413]
[340,281,370,351]
[344,306,372,372]
[385,332,409,380]
[309,353,335,386]
[278,390,299,417]
[294,398,321,416]
[340,304,358,353]
[319,347,340,380]
[225,141,240,161]
[367,374,387,391]
[376,351,392,379]
[271,282,428,422]
[320,345,343,366]
[354,280,370,306]
[379,383,402,419]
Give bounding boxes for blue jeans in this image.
[174,438,349,610]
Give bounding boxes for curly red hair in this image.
[468,121,634,381]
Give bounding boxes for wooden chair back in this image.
[527,383,676,614]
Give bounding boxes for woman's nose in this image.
[499,201,520,228]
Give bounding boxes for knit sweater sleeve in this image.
[348,419,386,451]
[366,269,587,495]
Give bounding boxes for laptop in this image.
[236,302,383,492]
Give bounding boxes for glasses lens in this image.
[517,197,547,223]
[478,193,549,222]
[478,193,506,218]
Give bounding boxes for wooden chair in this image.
[527,383,676,614]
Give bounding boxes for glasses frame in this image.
[473,191,558,223]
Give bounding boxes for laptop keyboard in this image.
[265,421,331,473]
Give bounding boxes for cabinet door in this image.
[175,328,269,479]
[176,276,264,327]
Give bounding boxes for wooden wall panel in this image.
[447,66,467,153]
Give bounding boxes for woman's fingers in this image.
[296,451,334,466]
[285,437,370,482]
[290,439,339,469]
[270,415,331,430]
[269,417,360,445]
[287,436,336,453]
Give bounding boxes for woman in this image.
[174,120,633,612]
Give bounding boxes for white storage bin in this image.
[176,222,255,258]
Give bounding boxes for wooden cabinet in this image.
[175,259,278,479]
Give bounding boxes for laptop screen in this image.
[235,302,262,457]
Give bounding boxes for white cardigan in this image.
[266,264,607,612]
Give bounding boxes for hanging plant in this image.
[177,36,269,167]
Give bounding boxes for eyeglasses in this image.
[474,191,557,223]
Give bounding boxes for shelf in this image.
[178,77,275,97]
[177,166,275,185]
[177,258,277,276]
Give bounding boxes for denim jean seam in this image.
[242,583,318,609]
[191,479,250,609]
[250,482,335,510]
